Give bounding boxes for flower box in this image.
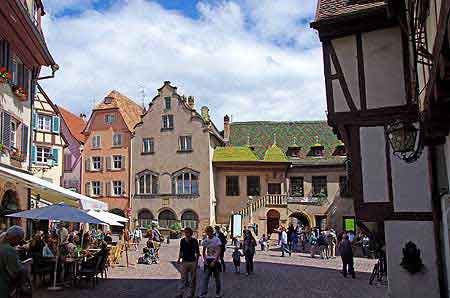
[10,149,26,162]
[12,85,27,101]
[0,67,11,84]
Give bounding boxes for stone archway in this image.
[266,209,280,235]
[289,212,311,228]
[0,189,20,227]
[109,208,126,234]
[137,209,154,228]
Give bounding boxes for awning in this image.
[87,210,124,226]
[106,211,129,222]
[0,165,107,210]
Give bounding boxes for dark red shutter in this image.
[1,112,11,148]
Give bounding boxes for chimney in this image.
[201,106,210,123]
[223,114,230,142]
[187,96,195,109]
[79,113,87,122]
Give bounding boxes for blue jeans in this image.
[199,261,221,297]
[281,243,290,256]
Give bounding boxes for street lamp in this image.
[386,120,423,163]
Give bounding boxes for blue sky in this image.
[41,0,324,126]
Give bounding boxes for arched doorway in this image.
[158,209,177,228]
[289,212,311,228]
[1,190,20,227]
[266,209,280,235]
[181,210,199,230]
[110,208,126,234]
[137,209,154,228]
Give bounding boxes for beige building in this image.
[213,119,354,236]
[31,85,66,186]
[131,81,223,234]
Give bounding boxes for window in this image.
[113,155,123,169]
[138,210,154,228]
[247,176,260,196]
[37,114,51,131]
[92,181,101,196]
[10,120,17,148]
[142,138,154,153]
[113,181,123,196]
[162,115,174,129]
[290,177,304,197]
[158,210,177,229]
[64,154,72,171]
[36,147,51,163]
[312,176,327,196]
[268,183,281,195]
[92,156,101,170]
[181,211,198,229]
[226,176,239,196]
[164,97,171,110]
[339,176,352,197]
[179,136,192,151]
[138,173,158,194]
[112,133,122,146]
[174,172,199,195]
[105,114,115,125]
[92,135,101,148]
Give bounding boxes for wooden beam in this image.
[356,33,367,111]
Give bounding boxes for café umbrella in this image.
[7,203,106,290]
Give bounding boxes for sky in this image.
[39,0,324,128]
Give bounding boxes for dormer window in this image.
[334,143,346,156]
[310,144,324,157]
[287,146,301,158]
[104,97,113,104]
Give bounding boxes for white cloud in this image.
[40,0,325,128]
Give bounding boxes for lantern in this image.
[386,120,422,163]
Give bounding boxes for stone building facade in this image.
[131,81,223,234]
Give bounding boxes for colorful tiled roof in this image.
[57,106,87,143]
[264,144,288,162]
[213,146,258,162]
[95,90,143,132]
[314,0,385,22]
[229,121,345,165]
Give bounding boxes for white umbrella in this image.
[87,210,123,227]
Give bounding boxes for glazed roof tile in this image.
[314,0,385,22]
[213,146,258,162]
[57,106,87,143]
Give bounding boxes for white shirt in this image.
[281,231,288,244]
[202,236,221,260]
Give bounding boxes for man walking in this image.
[177,227,200,298]
[280,227,291,257]
[199,226,222,298]
[214,226,227,272]
[339,234,356,278]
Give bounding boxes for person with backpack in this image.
[214,226,227,272]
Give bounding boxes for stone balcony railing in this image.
[238,194,287,218]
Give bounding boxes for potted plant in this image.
[10,149,25,162]
[0,67,11,84]
[12,85,27,101]
[0,144,7,155]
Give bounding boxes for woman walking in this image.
[242,229,257,276]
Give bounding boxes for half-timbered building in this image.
[311,0,448,297]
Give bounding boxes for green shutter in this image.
[31,112,36,129]
[31,144,36,163]
[51,116,60,133]
[52,148,59,165]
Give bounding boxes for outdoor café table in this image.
[63,257,82,286]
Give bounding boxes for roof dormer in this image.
[309,136,324,157]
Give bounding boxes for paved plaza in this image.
[35,241,387,298]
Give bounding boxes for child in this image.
[259,234,268,251]
[232,247,243,273]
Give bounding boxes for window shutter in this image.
[85,182,91,196]
[106,181,111,197]
[31,144,36,163]
[51,116,60,133]
[1,112,11,148]
[52,148,59,165]
[106,156,111,170]
[21,124,28,157]
[99,182,104,196]
[85,157,90,172]
[31,112,36,129]
[169,115,174,128]
[122,155,126,169]
[100,156,104,171]
[122,181,125,196]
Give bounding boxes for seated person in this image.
[0,226,26,297]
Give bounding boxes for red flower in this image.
[0,67,6,73]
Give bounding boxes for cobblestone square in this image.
[35,241,387,298]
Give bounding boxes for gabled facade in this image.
[58,106,86,193]
[82,90,143,216]
[311,1,446,297]
[30,84,66,185]
[0,0,56,228]
[213,119,354,236]
[131,81,223,234]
